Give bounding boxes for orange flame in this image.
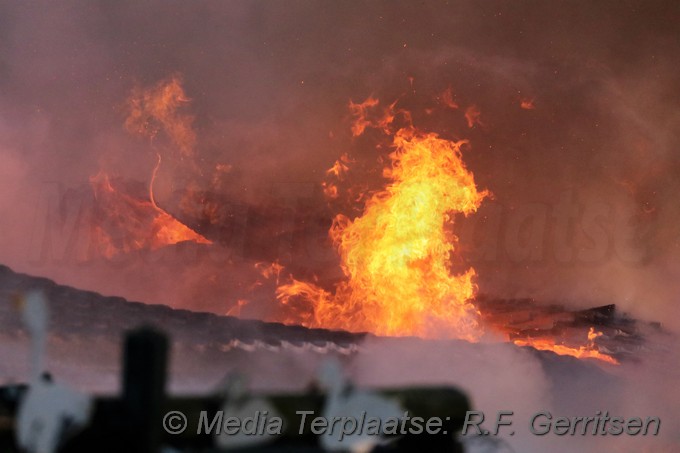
[439,87,459,109]
[125,75,196,156]
[226,299,250,317]
[513,327,618,365]
[325,153,352,178]
[90,172,211,258]
[322,181,339,200]
[464,105,483,128]
[520,98,535,110]
[89,75,213,258]
[255,261,284,285]
[277,100,487,340]
[348,97,397,137]
[322,153,354,200]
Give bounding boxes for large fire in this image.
[277,99,487,340]
[89,75,618,364]
[273,96,618,364]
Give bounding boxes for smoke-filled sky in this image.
[1,1,679,330]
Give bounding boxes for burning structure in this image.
[1,1,679,452]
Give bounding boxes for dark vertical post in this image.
[122,326,168,453]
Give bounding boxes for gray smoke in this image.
[1,1,679,328]
[1,5,680,453]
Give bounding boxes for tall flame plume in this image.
[277,98,487,340]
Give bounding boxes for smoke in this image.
[1,1,679,330]
[352,335,680,453]
[1,5,679,453]
[4,328,676,453]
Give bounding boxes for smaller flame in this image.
[464,105,483,128]
[90,172,211,258]
[513,327,618,365]
[255,261,284,285]
[325,153,352,178]
[322,182,339,200]
[348,97,397,137]
[439,87,459,109]
[226,299,250,317]
[125,75,196,156]
[520,98,535,110]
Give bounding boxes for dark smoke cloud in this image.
[0,1,679,331]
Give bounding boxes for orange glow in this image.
[464,105,483,128]
[90,172,211,258]
[348,97,397,137]
[89,76,212,258]
[226,299,250,317]
[520,98,535,110]
[323,153,354,200]
[322,181,339,199]
[513,327,618,365]
[125,75,196,156]
[277,99,487,340]
[325,153,352,177]
[255,261,284,285]
[439,87,459,109]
